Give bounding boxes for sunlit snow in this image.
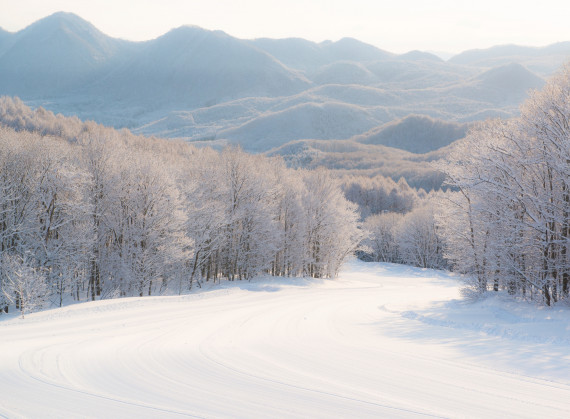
[1,260,569,418]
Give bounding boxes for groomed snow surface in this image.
[1,261,570,418]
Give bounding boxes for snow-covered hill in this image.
[266,139,448,190]
[457,62,546,105]
[353,114,469,153]
[1,261,569,417]
[219,101,380,151]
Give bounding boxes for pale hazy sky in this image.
[1,0,569,54]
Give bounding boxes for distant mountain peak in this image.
[468,62,545,104]
[166,24,215,35]
[153,25,240,49]
[15,10,118,51]
[399,50,443,62]
[25,11,97,33]
[324,37,393,60]
[0,11,125,96]
[43,11,85,21]
[449,42,570,75]
[335,37,365,45]
[476,62,544,86]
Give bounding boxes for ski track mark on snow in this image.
[16,340,204,418]
[1,261,570,418]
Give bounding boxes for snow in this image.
[1,260,570,418]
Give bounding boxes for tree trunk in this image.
[544,283,551,306]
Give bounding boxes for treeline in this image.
[274,138,449,191]
[0,100,362,316]
[361,199,445,269]
[0,96,84,141]
[341,174,445,269]
[341,175,425,218]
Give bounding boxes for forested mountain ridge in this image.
[266,138,448,191]
[0,12,563,154]
[0,96,450,191]
[352,114,469,153]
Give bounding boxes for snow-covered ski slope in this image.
[1,261,570,418]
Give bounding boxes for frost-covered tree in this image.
[438,65,570,305]
[396,202,445,269]
[303,169,363,278]
[362,212,404,263]
[271,166,307,277]
[179,148,226,289]
[341,175,419,218]
[362,196,445,269]
[100,149,191,297]
[76,124,117,300]
[26,143,93,306]
[0,130,40,258]
[1,254,47,318]
[217,148,280,280]
[0,129,93,306]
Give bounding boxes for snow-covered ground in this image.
[1,261,569,418]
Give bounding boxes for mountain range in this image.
[0,12,568,155]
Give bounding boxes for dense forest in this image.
[438,66,570,306]
[1,64,570,316]
[0,99,362,316]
